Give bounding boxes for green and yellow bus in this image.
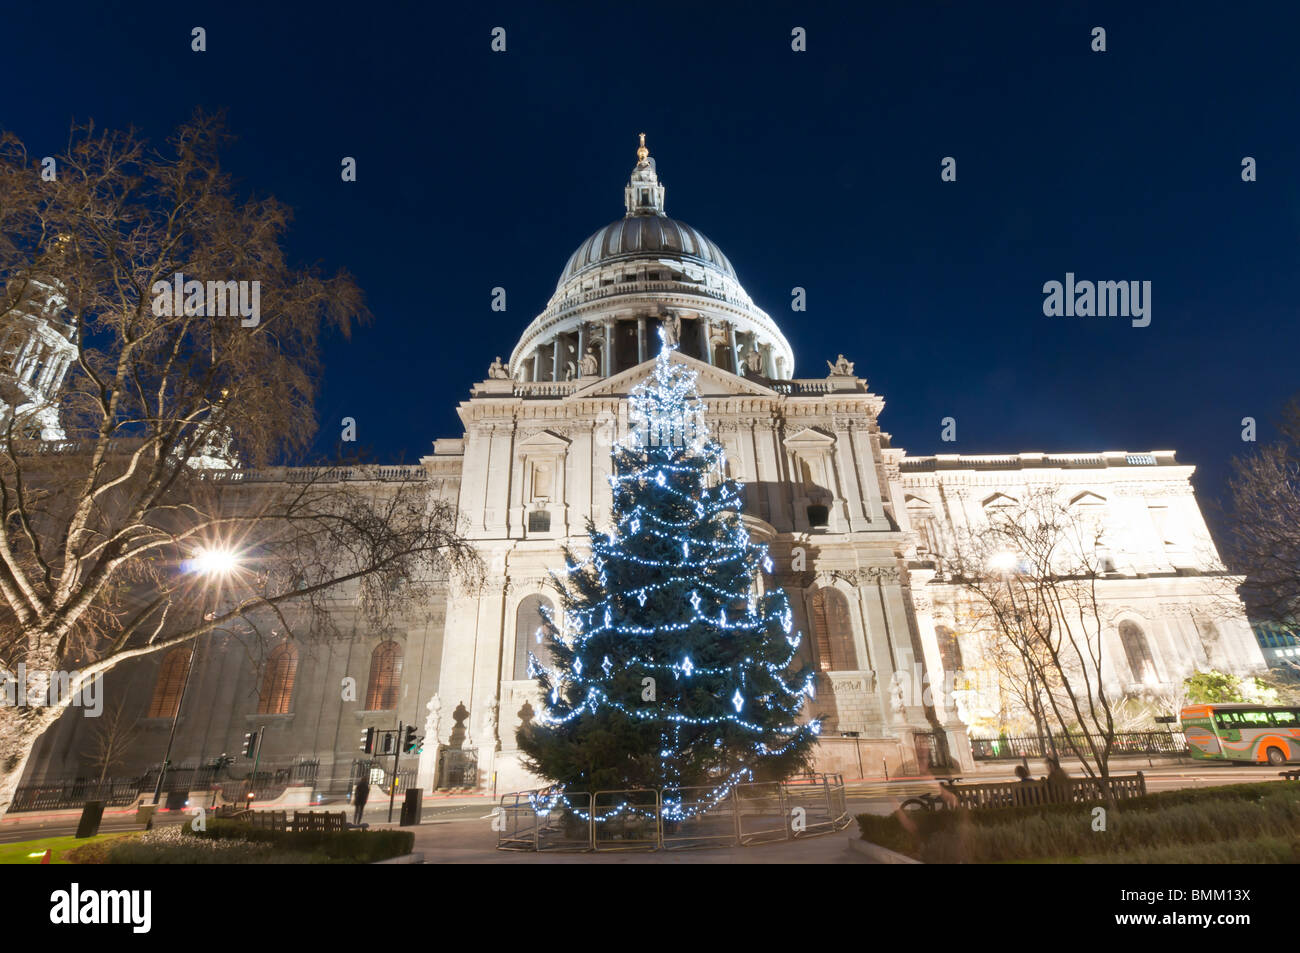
[1180,704,1300,765]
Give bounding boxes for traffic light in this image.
[403,725,419,754]
[360,727,375,754]
[380,731,395,755]
[242,730,259,757]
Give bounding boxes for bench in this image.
[292,811,347,833]
[214,807,347,832]
[942,772,1147,809]
[1280,770,1300,782]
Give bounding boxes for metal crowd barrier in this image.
[497,772,851,852]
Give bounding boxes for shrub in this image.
[185,817,414,863]
[858,781,1300,863]
[66,819,415,864]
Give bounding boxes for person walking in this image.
[352,774,371,826]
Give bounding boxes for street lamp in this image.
[152,547,242,805]
[988,550,1018,573]
[187,547,240,576]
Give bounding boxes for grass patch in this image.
[0,832,133,865]
[858,781,1300,864]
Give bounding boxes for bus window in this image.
[1271,710,1300,727]
[1243,711,1272,726]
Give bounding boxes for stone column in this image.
[602,317,614,376]
[699,316,713,364]
[531,351,541,383]
[551,338,561,382]
[727,324,740,374]
[637,315,647,363]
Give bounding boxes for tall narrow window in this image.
[365,641,403,710]
[147,647,193,719]
[1118,621,1157,685]
[258,643,298,715]
[934,625,964,675]
[811,588,857,671]
[514,594,555,679]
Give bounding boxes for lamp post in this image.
[151,547,240,806]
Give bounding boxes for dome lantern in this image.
[624,134,666,217]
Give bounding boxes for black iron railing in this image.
[970,731,1186,760]
[8,758,320,813]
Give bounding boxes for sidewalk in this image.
[395,817,874,864]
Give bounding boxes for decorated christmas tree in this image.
[517,335,819,814]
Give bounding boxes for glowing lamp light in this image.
[190,547,240,575]
[988,551,1018,573]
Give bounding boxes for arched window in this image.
[935,625,964,675]
[1119,621,1157,685]
[514,594,555,680]
[147,647,193,719]
[811,588,858,671]
[258,643,298,715]
[365,641,403,710]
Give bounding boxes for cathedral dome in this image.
[557,216,737,292]
[509,136,794,384]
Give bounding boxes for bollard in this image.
[75,800,106,839]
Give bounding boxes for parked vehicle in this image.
[1180,704,1300,765]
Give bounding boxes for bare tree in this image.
[88,696,139,786]
[0,114,482,811]
[1226,398,1300,626]
[946,489,1119,796]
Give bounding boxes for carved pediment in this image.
[569,350,779,399]
[515,430,571,455]
[981,492,1019,509]
[784,427,837,450]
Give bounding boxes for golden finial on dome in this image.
[636,132,649,163]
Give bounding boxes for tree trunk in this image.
[0,704,74,815]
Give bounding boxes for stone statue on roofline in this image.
[827,354,855,377]
[488,356,509,379]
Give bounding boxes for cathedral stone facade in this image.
[21,142,1267,796]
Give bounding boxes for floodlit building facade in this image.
[19,142,1268,799]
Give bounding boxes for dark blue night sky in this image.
[7,1,1299,534]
